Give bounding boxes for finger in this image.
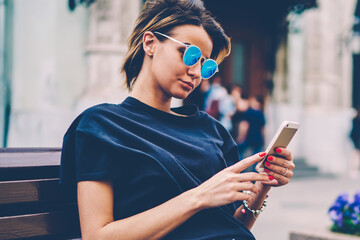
[261,178,279,186]
[230,152,266,173]
[265,163,294,178]
[266,156,295,170]
[234,172,273,182]
[265,168,292,185]
[274,147,293,162]
[235,182,261,195]
[264,160,294,177]
[234,192,253,202]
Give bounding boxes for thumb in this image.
[230,152,266,173]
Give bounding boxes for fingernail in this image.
[268,156,273,161]
[276,148,282,153]
[259,152,266,157]
[265,162,271,167]
[269,175,274,180]
[265,169,270,173]
[241,208,246,214]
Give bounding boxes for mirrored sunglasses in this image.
[154,31,218,79]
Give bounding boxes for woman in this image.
[60,0,295,239]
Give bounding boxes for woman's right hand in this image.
[192,152,272,210]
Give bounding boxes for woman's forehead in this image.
[170,25,213,58]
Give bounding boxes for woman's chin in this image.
[170,86,194,99]
[171,91,191,100]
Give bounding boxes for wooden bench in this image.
[0,148,81,240]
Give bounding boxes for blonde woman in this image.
[60,0,295,239]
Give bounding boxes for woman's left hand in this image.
[260,147,295,187]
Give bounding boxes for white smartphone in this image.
[255,121,300,172]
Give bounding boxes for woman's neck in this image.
[130,71,172,113]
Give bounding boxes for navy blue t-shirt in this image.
[60,97,255,240]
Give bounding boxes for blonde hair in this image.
[121,0,231,90]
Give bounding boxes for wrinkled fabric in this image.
[60,97,255,240]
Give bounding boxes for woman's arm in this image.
[78,153,271,240]
[78,180,202,240]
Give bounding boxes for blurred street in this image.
[252,175,360,240]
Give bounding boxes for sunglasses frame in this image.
[153,31,218,79]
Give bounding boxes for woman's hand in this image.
[192,152,272,210]
[260,147,295,187]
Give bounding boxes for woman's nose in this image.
[187,61,201,78]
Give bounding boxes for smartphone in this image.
[255,121,300,172]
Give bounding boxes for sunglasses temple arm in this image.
[154,31,187,47]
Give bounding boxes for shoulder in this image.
[65,103,126,137]
[198,109,218,124]
[81,103,123,117]
[79,103,121,125]
[198,110,231,136]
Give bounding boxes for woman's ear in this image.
[143,32,157,57]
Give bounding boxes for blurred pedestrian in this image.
[230,85,249,147]
[60,0,295,239]
[236,96,266,171]
[204,73,235,130]
[349,106,360,178]
[245,96,266,154]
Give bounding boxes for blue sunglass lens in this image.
[183,45,201,66]
[201,59,218,79]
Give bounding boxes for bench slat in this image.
[0,166,60,181]
[0,179,71,205]
[0,149,61,167]
[0,148,80,239]
[0,211,80,240]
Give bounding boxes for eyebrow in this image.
[154,31,211,59]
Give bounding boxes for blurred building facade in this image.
[0,0,359,175]
[1,0,139,147]
[270,0,359,175]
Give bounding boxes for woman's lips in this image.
[180,80,194,90]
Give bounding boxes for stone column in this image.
[75,0,141,112]
[300,0,356,175]
[269,0,357,176]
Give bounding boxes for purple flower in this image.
[329,193,349,211]
[354,191,360,203]
[328,191,360,232]
[329,209,344,227]
[350,212,359,225]
[349,191,360,213]
[328,193,349,227]
[336,192,349,206]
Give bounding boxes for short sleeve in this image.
[59,106,125,185]
[73,129,123,181]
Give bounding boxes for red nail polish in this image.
[268,156,273,161]
[269,175,274,180]
[259,152,266,157]
[265,169,270,173]
[241,208,246,214]
[276,148,282,153]
[265,162,271,167]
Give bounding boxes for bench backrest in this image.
[0,148,81,240]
